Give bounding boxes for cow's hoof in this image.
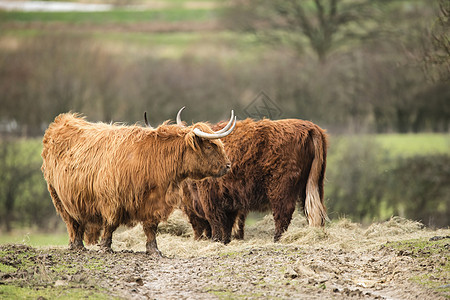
[98,246,114,254]
[68,242,87,251]
[146,248,163,258]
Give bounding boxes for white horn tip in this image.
[176,106,186,126]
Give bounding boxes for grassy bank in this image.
[330,133,450,159]
[0,231,68,247]
[373,133,450,157]
[0,7,219,24]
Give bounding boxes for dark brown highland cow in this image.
[41,111,236,255]
[179,116,329,244]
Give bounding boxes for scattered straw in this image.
[111,210,450,258]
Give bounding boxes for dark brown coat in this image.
[180,118,328,243]
[41,113,231,255]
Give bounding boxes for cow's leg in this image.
[98,223,119,253]
[233,210,247,240]
[208,213,226,243]
[47,184,86,251]
[220,211,239,244]
[193,217,212,240]
[143,221,162,257]
[272,196,296,242]
[210,221,223,243]
[207,211,235,245]
[185,210,210,240]
[67,219,86,251]
[204,221,212,239]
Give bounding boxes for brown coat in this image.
[181,118,328,243]
[41,113,231,254]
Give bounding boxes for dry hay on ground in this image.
[110,210,450,258]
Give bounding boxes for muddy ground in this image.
[1,213,449,299]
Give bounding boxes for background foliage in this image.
[325,136,450,227]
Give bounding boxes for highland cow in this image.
[178,116,328,244]
[41,111,236,255]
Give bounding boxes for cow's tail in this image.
[304,130,329,227]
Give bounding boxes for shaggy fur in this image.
[180,118,328,243]
[41,113,230,255]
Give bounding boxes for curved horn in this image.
[214,110,234,134]
[176,106,186,126]
[144,111,151,127]
[193,116,237,139]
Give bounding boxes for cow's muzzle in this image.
[215,162,231,177]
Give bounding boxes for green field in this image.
[329,133,450,159]
[0,9,217,23]
[373,133,450,156]
[0,231,68,247]
[0,5,263,61]
[0,7,219,24]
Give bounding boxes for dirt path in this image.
[1,215,449,299]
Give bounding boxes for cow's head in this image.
[176,107,236,180]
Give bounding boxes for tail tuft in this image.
[304,130,328,227]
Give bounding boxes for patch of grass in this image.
[0,285,113,300]
[46,249,106,274]
[0,263,17,273]
[50,262,79,276]
[106,31,203,45]
[0,232,68,247]
[85,258,105,271]
[330,133,450,159]
[0,246,36,270]
[385,237,450,297]
[0,8,218,24]
[0,245,112,299]
[1,28,263,62]
[385,237,450,256]
[93,30,264,60]
[411,273,450,295]
[373,133,450,157]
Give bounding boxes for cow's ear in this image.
[185,131,200,151]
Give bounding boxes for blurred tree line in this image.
[0,139,55,232]
[0,1,448,135]
[0,0,448,231]
[326,138,450,227]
